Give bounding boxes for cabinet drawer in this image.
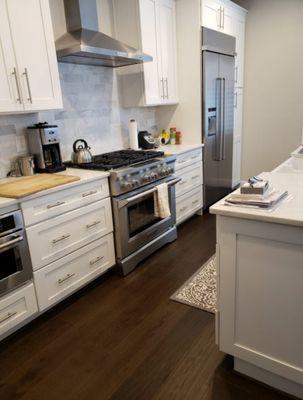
[27,198,113,271]
[175,148,202,171]
[0,283,38,337]
[176,162,203,197]
[34,234,115,311]
[176,186,203,225]
[21,179,109,226]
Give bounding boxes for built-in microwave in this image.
[0,209,32,297]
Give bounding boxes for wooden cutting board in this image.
[0,174,80,198]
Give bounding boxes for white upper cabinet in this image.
[201,0,247,88]
[114,0,178,107]
[0,0,62,114]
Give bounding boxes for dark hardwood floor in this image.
[0,214,292,400]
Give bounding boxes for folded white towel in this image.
[154,182,171,219]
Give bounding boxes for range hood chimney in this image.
[56,0,152,67]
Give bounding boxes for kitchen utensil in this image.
[71,139,93,164]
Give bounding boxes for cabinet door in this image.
[232,87,243,187]
[0,1,23,113]
[233,14,245,88]
[5,0,62,111]
[157,0,178,104]
[139,0,163,105]
[201,0,222,31]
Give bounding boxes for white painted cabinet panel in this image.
[0,0,62,113]
[114,0,178,106]
[201,0,222,31]
[34,234,115,311]
[0,3,23,113]
[0,283,38,337]
[157,0,178,104]
[232,87,243,187]
[27,198,113,270]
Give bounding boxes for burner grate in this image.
[64,149,164,170]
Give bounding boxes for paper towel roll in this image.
[129,119,139,150]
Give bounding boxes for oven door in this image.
[0,230,32,296]
[113,177,180,259]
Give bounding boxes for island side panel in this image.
[216,215,303,386]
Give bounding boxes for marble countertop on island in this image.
[157,143,204,155]
[210,172,303,228]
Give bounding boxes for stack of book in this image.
[225,177,288,209]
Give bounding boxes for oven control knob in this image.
[132,179,140,186]
[142,174,150,183]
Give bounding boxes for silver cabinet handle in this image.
[86,220,101,229]
[221,7,225,29]
[180,206,188,212]
[234,92,238,109]
[0,311,17,324]
[23,68,32,103]
[52,234,71,244]
[0,235,23,250]
[89,255,104,266]
[191,155,199,160]
[178,159,187,164]
[82,190,98,198]
[47,201,66,209]
[216,8,221,28]
[160,78,165,99]
[235,66,238,83]
[192,199,200,205]
[12,68,21,103]
[191,175,200,179]
[58,273,75,285]
[179,181,187,185]
[165,78,169,99]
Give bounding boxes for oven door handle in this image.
[0,234,23,251]
[118,177,181,208]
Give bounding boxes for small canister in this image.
[18,156,35,176]
[169,127,176,145]
[176,131,182,145]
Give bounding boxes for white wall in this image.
[233,0,303,178]
[156,0,202,145]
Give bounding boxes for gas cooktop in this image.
[64,149,164,171]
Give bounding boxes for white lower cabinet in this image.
[175,147,204,224]
[0,283,38,337]
[27,198,113,271]
[34,234,115,311]
[176,186,203,225]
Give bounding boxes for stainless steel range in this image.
[65,149,179,275]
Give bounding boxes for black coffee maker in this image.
[27,122,66,173]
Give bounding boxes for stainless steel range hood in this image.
[56,0,152,67]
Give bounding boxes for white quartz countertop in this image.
[0,168,109,209]
[210,172,303,227]
[157,143,204,155]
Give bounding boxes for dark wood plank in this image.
[0,214,291,400]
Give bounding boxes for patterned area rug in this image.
[170,255,217,314]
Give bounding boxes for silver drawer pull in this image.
[192,199,200,205]
[82,190,98,198]
[191,175,200,179]
[0,311,17,324]
[52,234,71,244]
[86,220,101,229]
[12,68,21,103]
[191,155,199,160]
[180,206,188,212]
[179,181,187,186]
[47,201,66,209]
[58,273,75,285]
[23,67,32,103]
[178,159,187,164]
[89,256,104,266]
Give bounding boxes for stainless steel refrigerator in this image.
[202,27,236,209]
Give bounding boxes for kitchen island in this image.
[210,170,303,399]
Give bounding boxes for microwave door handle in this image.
[0,234,23,253]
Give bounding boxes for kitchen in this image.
[0,0,303,399]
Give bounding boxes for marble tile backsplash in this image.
[0,63,157,178]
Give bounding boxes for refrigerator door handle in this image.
[215,78,222,161]
[221,78,226,161]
